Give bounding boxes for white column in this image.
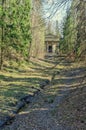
[53,44,56,53]
[47,42,48,53]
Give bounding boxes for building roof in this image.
[45,33,59,42]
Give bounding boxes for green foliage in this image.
[60,13,77,54]
[0,0,32,69]
[60,0,86,60]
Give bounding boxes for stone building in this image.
[45,33,59,55]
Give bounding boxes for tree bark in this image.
[0,0,4,70]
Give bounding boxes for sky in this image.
[42,0,72,34]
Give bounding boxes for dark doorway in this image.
[48,45,52,53]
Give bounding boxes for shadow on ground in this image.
[0,56,86,130]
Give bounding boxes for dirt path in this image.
[2,56,86,130]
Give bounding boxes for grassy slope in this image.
[0,58,54,118]
[0,56,86,129]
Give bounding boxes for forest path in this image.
[2,55,86,130]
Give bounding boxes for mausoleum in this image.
[45,34,59,55]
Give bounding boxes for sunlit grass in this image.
[0,58,54,117]
[0,57,86,118]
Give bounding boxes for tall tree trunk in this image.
[0,0,4,70]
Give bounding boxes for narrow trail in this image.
[2,56,86,130]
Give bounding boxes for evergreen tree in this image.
[60,0,86,60]
[0,0,31,69]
